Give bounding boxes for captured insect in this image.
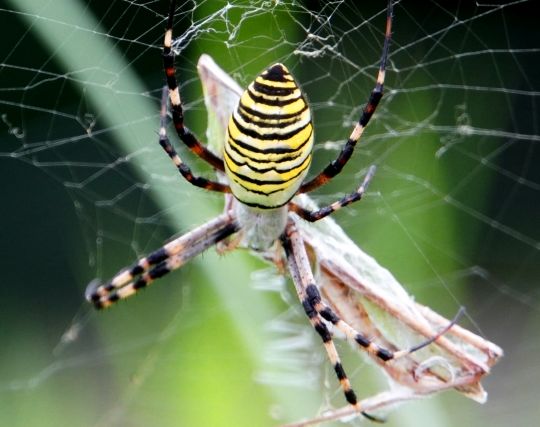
[87,0,502,425]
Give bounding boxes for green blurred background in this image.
[1,1,538,426]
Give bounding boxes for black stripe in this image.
[162,52,176,90]
[227,174,301,202]
[359,84,383,127]
[306,284,321,305]
[229,179,272,197]
[314,321,332,342]
[227,155,310,187]
[334,362,347,381]
[146,248,169,265]
[214,222,240,242]
[224,146,307,173]
[225,138,304,164]
[149,263,170,279]
[320,307,340,324]
[241,199,286,209]
[228,173,294,200]
[377,349,393,361]
[302,298,317,319]
[345,389,358,405]
[253,80,297,96]
[355,334,370,348]
[236,108,301,129]
[133,277,149,290]
[231,113,311,142]
[129,264,144,276]
[247,87,303,107]
[227,126,313,155]
[239,103,308,121]
[226,158,311,208]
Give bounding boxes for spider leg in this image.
[317,297,463,363]
[289,165,376,222]
[163,0,225,172]
[159,87,230,193]
[281,219,461,413]
[298,0,392,195]
[281,219,372,419]
[86,211,239,309]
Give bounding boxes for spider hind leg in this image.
[281,219,369,418]
[87,211,239,309]
[281,217,459,422]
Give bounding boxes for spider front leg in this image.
[298,0,393,195]
[86,211,239,309]
[158,86,230,193]
[289,165,376,222]
[162,0,225,173]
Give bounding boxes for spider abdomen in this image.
[224,63,313,209]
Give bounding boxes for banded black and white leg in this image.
[297,0,393,195]
[162,0,225,173]
[289,165,376,222]
[281,219,460,417]
[86,211,239,309]
[281,220,366,416]
[158,86,230,193]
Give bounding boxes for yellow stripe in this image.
[249,84,301,102]
[239,91,307,116]
[227,117,312,152]
[255,76,297,88]
[224,153,311,193]
[225,140,310,172]
[232,107,311,136]
[224,148,311,183]
[238,108,304,126]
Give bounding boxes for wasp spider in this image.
[87,0,455,419]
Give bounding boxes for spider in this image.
[86,0,456,420]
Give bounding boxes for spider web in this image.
[0,0,538,426]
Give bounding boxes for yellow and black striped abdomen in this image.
[224,63,313,209]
